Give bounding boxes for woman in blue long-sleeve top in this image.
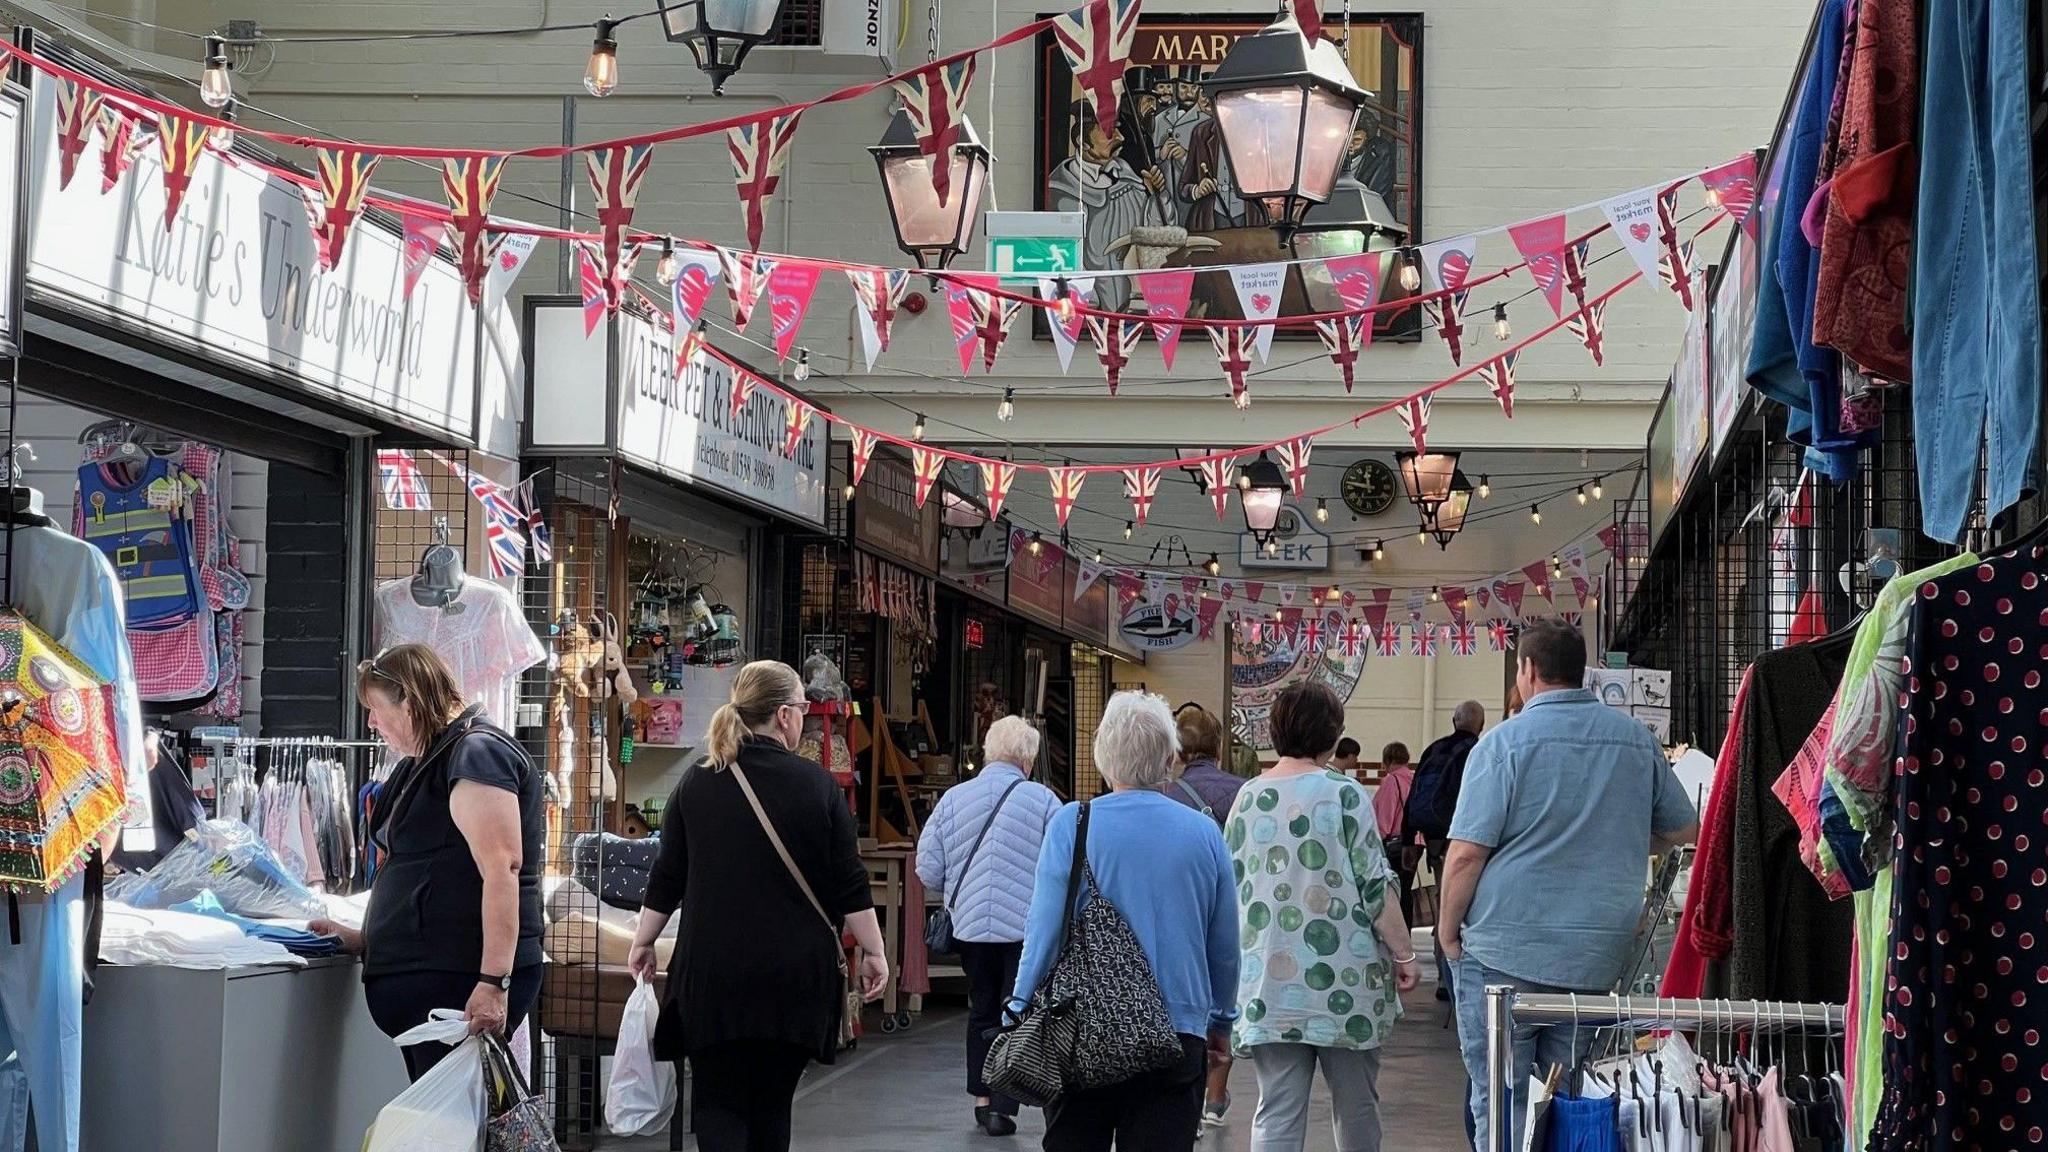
[1011,690,1241,1152]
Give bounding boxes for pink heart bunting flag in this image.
[401,214,448,302]
[1322,251,1383,313]
[765,262,823,362]
[1507,214,1570,318]
[1136,270,1197,370]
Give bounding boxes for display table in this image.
[82,957,409,1152]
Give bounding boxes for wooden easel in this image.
[858,696,934,845]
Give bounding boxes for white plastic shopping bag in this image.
[606,977,676,1135]
[363,1009,488,1152]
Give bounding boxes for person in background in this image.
[1013,691,1240,1152]
[1371,742,1419,924]
[312,644,544,1082]
[1438,620,1698,1152]
[1330,737,1362,779]
[1164,704,1245,1127]
[916,716,1062,1137]
[628,661,890,1152]
[1228,683,1419,1152]
[1409,700,1485,1003]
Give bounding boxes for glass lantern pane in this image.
[1242,487,1284,531]
[882,152,984,248]
[1212,87,1306,198]
[1294,229,1366,312]
[702,0,780,35]
[1434,489,1471,534]
[1295,88,1358,202]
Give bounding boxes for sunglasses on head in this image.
[358,651,405,695]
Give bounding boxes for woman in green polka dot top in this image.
[1225,681,1420,1152]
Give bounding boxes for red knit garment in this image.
[1661,663,1757,995]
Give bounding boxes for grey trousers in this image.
[1249,1043,1383,1152]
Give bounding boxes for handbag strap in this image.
[1172,778,1216,822]
[730,763,837,939]
[1053,800,1091,951]
[948,777,1026,914]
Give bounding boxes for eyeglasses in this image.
[358,651,405,693]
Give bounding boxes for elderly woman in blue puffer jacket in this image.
[917,715,1063,1137]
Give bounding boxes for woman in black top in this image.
[311,643,544,1081]
[629,660,888,1152]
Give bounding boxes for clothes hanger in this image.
[0,444,47,526]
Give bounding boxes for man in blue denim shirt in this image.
[1436,619,1697,1152]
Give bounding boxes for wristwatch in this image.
[478,971,512,991]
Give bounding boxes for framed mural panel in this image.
[1035,11,1424,338]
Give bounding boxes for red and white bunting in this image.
[1413,624,1441,658]
[1521,561,1553,602]
[1417,235,1479,294]
[1048,468,1085,527]
[1042,278,1092,372]
[1122,466,1161,525]
[1495,579,1526,618]
[1474,582,1493,613]
[1197,596,1224,639]
[1280,586,1298,607]
[980,297,1027,372]
[400,214,447,302]
[980,460,1017,520]
[53,78,102,191]
[1507,214,1570,319]
[1443,584,1469,625]
[1561,238,1592,318]
[1700,153,1760,236]
[489,232,542,314]
[96,104,139,196]
[1450,621,1479,656]
[847,268,912,370]
[1480,351,1518,418]
[890,57,978,205]
[1088,316,1145,395]
[1052,0,1143,130]
[1228,263,1286,362]
[911,446,945,507]
[1244,581,1266,604]
[1600,184,1664,284]
[1424,292,1469,366]
[671,249,722,341]
[1660,241,1700,311]
[765,262,823,361]
[1375,624,1402,658]
[1322,251,1384,313]
[1568,300,1608,367]
[1404,587,1428,621]
[1211,326,1258,408]
[849,427,880,490]
[718,249,777,331]
[944,276,991,375]
[727,366,757,423]
[1198,457,1236,519]
[576,243,607,337]
[1656,184,1694,310]
[1315,314,1368,392]
[1396,394,1431,454]
[727,112,802,251]
[154,115,210,230]
[1337,619,1366,657]
[585,144,655,297]
[441,155,506,305]
[1135,270,1196,370]
[1299,615,1324,652]
[1074,559,1104,600]
[782,396,814,458]
[1276,436,1314,498]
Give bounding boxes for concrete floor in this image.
[604,943,1473,1151]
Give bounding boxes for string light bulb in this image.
[912,414,926,441]
[1592,476,1604,501]
[1576,485,1588,506]
[1123,520,1134,540]
[792,350,811,382]
[1027,532,1043,557]
[207,99,236,150]
[1703,185,1723,209]
[1551,554,1562,572]
[1205,552,1222,577]
[584,18,620,97]
[1265,538,1280,557]
[1315,497,1329,524]
[655,239,681,285]
[1372,541,1386,561]
[1416,529,1429,545]
[1326,587,1342,602]
[996,388,1015,422]
[1530,504,1542,526]
[1477,474,1491,499]
[842,482,856,501]
[1093,548,1104,563]
[1399,249,1422,293]
[1493,303,1512,342]
[199,35,233,109]
[1238,470,1254,491]
[1233,389,1252,410]
[1052,277,1076,326]
[1430,586,1441,603]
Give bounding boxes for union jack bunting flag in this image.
[1276,436,1315,498]
[1699,153,1760,235]
[728,369,756,424]
[847,268,912,367]
[977,296,1027,373]
[891,57,977,205]
[576,243,607,337]
[980,461,1017,520]
[1052,0,1142,129]
[1122,466,1160,525]
[1298,616,1324,653]
[1049,468,1086,527]
[1568,300,1607,367]
[1397,394,1431,455]
[1488,620,1512,652]
[727,112,802,251]
[1655,184,1694,310]
[1424,291,1469,365]
[1197,457,1235,519]
[1450,621,1479,656]
[1375,625,1402,658]
[849,427,880,491]
[448,460,527,580]
[1561,239,1592,318]
[782,397,814,459]
[97,105,140,195]
[585,144,655,300]
[1659,242,1699,312]
[1315,314,1367,392]
[442,155,507,304]
[312,147,381,270]
[911,446,945,507]
[1210,326,1257,408]
[1413,624,1442,658]
[376,450,431,512]
[54,79,102,191]
[1480,352,1518,418]
[945,277,992,374]
[718,249,777,331]
[154,115,211,230]
[1559,612,1583,629]
[517,478,552,564]
[1337,620,1365,657]
[1087,316,1145,395]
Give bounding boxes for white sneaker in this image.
[1202,1093,1231,1127]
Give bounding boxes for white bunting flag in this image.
[483,227,541,310]
[1040,277,1094,373]
[1228,262,1286,363]
[1416,235,1480,294]
[1075,560,1104,601]
[1600,185,1664,283]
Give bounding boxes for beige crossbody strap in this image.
[729,764,835,934]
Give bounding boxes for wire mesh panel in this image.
[1070,647,1109,801]
[370,446,471,585]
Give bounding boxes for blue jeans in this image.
[1914,0,2042,542]
[0,875,84,1152]
[1450,954,1592,1152]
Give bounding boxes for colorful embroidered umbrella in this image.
[0,612,125,892]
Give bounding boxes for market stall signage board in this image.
[1670,302,1709,505]
[854,450,941,572]
[23,81,486,442]
[1007,549,1068,630]
[1237,507,1330,570]
[1707,231,1757,464]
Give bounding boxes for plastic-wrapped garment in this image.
[111,819,325,919]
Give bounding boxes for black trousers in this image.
[363,966,543,1082]
[956,939,1024,1115]
[1043,1034,1206,1152]
[689,1040,811,1152]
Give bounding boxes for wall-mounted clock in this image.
[1341,458,1399,518]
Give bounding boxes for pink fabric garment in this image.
[899,853,930,997]
[296,785,325,886]
[1680,665,1757,964]
[1770,700,1850,898]
[1372,765,1414,841]
[1758,1069,1796,1152]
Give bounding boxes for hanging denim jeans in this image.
[0,876,84,1152]
[1913,0,2042,543]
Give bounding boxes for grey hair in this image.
[1453,699,1486,734]
[983,715,1042,771]
[1093,690,1181,790]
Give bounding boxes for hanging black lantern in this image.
[1198,11,1370,245]
[870,109,991,273]
[1425,471,1474,549]
[1239,452,1290,545]
[1394,449,1461,515]
[659,0,782,95]
[1290,175,1408,312]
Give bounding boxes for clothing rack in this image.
[1482,990,1844,1152]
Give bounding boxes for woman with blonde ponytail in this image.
[629,661,887,1151]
